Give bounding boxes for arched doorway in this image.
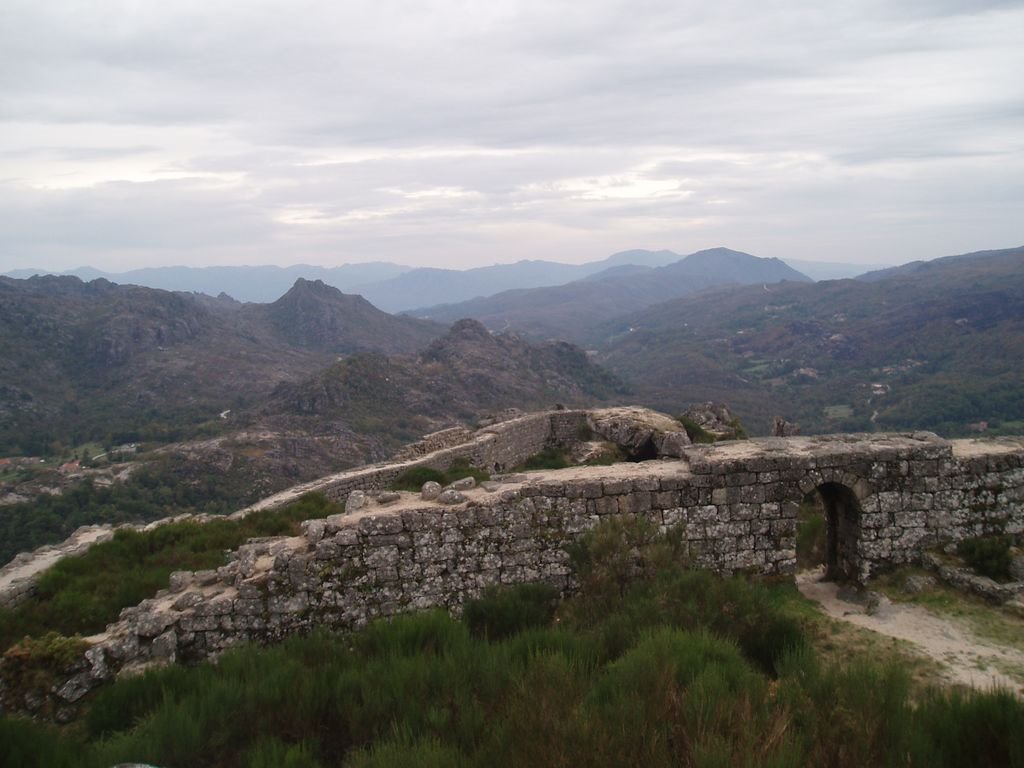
[796,482,863,583]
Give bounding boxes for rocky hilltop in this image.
[1,275,619,461]
[263,318,625,441]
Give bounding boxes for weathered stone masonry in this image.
[5,411,1024,718]
[241,409,591,514]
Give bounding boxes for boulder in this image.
[1009,551,1024,582]
[345,490,368,513]
[437,489,466,505]
[588,406,692,459]
[772,417,801,437]
[658,431,691,458]
[168,571,193,593]
[680,402,746,440]
[448,476,476,490]
[421,481,442,500]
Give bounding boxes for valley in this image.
[2,244,1023,563]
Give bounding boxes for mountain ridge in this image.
[412,248,811,341]
[593,245,1024,436]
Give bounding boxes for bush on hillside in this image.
[956,535,1013,582]
[390,460,489,492]
[463,583,559,640]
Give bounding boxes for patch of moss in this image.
[1,632,90,711]
[676,415,715,444]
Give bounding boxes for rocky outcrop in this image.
[773,417,801,437]
[681,402,746,440]
[587,406,691,459]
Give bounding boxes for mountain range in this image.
[2,242,1023,562]
[4,249,878,310]
[0,275,442,455]
[590,246,1024,436]
[0,274,616,458]
[411,248,811,340]
[2,244,1022,459]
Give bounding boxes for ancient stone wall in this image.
[242,410,589,513]
[391,426,474,460]
[6,420,1024,721]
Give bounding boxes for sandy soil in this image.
[797,568,1024,694]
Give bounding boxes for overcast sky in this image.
[2,0,1022,272]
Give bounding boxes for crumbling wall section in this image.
[311,410,587,505]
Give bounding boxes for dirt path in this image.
[0,525,114,592]
[797,569,1024,694]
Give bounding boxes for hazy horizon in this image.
[2,0,1022,273]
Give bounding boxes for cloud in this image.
[0,0,1022,271]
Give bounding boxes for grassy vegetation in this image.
[677,415,716,444]
[582,442,625,466]
[390,459,490,492]
[823,404,855,420]
[2,520,1024,765]
[514,446,571,471]
[3,517,1023,767]
[874,567,1024,657]
[956,535,1014,582]
[514,444,626,471]
[676,414,747,443]
[796,495,827,570]
[0,493,340,653]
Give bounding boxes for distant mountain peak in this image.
[264,278,442,354]
[281,276,345,298]
[447,318,494,341]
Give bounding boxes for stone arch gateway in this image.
[814,482,863,582]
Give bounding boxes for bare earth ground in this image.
[797,568,1024,694]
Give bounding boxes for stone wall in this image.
[5,421,1024,721]
[241,410,589,513]
[681,433,1024,582]
[391,426,474,460]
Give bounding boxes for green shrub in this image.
[583,443,625,466]
[0,493,340,652]
[245,737,324,768]
[390,460,488,492]
[463,583,559,640]
[0,632,90,713]
[727,416,749,440]
[908,688,1024,767]
[2,519,1021,768]
[566,515,685,609]
[677,415,716,444]
[354,610,470,659]
[85,663,196,738]
[0,717,96,768]
[346,735,468,768]
[956,535,1013,582]
[390,467,447,492]
[445,458,490,484]
[515,447,570,471]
